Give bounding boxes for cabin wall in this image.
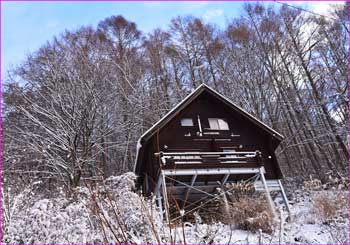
[139,141,161,195]
[155,92,282,180]
[139,91,283,195]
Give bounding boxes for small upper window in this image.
[181,118,194,126]
[208,118,229,130]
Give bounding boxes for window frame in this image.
[208,118,229,130]
[180,118,194,127]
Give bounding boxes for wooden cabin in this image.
[134,84,289,221]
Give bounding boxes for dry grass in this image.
[229,195,273,234]
[303,176,322,191]
[225,181,255,200]
[218,181,274,234]
[312,192,346,223]
[326,176,348,190]
[303,175,348,224]
[303,175,348,191]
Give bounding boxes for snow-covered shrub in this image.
[104,172,136,192]
[3,194,100,244]
[2,172,165,244]
[1,185,33,235]
[84,172,166,244]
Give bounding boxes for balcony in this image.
[155,151,263,170]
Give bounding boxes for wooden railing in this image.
[155,151,263,168]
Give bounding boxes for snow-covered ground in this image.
[2,173,349,244]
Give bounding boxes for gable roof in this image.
[134,83,284,172]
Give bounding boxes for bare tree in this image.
[3,4,348,191]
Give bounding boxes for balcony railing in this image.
[155,151,263,167]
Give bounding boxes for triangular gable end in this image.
[134,83,284,172]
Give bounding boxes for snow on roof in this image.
[134,83,284,172]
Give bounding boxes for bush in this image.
[312,192,346,223]
[303,176,322,191]
[230,195,273,234]
[217,181,274,234]
[3,172,165,244]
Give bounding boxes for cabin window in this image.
[208,118,229,130]
[181,118,194,126]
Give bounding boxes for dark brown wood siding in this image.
[139,91,283,195]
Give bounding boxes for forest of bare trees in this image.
[3,3,349,191]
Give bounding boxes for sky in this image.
[1,1,345,79]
